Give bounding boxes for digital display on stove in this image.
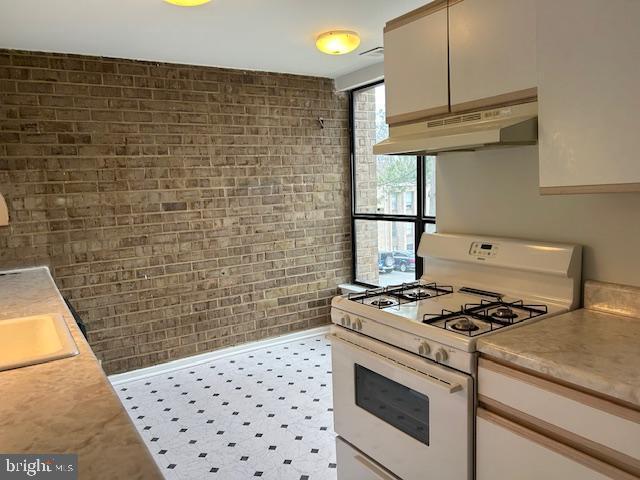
[480,243,492,250]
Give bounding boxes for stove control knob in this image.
[418,341,431,356]
[435,348,449,362]
[344,315,352,328]
[354,318,363,331]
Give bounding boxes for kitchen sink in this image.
[0,314,79,372]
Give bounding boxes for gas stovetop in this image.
[347,281,549,337]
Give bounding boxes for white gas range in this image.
[329,233,582,480]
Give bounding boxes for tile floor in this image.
[114,335,337,480]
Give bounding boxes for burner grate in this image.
[348,281,453,308]
[393,281,454,301]
[422,299,548,336]
[466,299,548,325]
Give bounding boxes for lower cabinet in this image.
[477,409,629,480]
[336,437,400,480]
[477,357,640,480]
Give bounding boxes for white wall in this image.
[436,146,640,287]
[335,62,384,91]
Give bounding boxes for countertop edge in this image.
[0,266,163,479]
[478,343,639,409]
[476,308,640,409]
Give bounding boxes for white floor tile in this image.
[115,335,337,480]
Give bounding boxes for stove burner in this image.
[405,288,432,300]
[491,307,517,320]
[450,317,480,332]
[371,298,395,307]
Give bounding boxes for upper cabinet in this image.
[537,0,640,194]
[383,0,536,125]
[383,0,640,194]
[384,1,449,125]
[449,0,537,112]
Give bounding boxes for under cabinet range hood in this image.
[373,101,538,155]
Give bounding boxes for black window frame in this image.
[349,80,436,288]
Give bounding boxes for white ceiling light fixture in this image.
[316,30,361,55]
[164,0,212,6]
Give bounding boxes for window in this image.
[351,82,436,287]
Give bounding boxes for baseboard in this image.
[109,325,331,386]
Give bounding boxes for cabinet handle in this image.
[354,455,398,480]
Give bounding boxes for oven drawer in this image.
[478,357,640,466]
[331,329,473,480]
[336,437,400,480]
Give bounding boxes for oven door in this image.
[331,328,473,480]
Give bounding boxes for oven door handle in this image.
[330,334,463,394]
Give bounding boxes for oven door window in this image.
[355,364,429,445]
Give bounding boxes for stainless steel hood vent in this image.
[373,102,538,155]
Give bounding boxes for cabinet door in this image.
[384,2,449,125]
[449,0,537,112]
[538,0,640,193]
[477,410,627,480]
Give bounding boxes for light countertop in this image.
[0,267,162,480]
[478,281,640,408]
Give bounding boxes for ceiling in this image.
[0,0,428,78]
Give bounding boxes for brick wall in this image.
[353,89,379,284]
[0,50,351,374]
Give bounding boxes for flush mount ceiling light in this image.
[164,0,211,6]
[316,30,361,55]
